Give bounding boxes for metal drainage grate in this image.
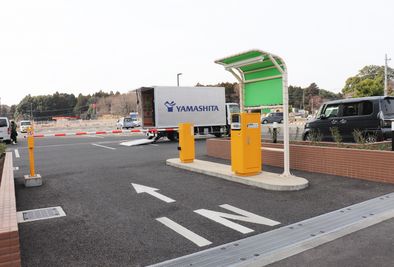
[17,206,66,223]
[150,192,394,267]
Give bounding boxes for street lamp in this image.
[177,73,182,87]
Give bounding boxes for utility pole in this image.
[30,103,33,121]
[385,54,391,96]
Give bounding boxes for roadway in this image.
[10,134,394,266]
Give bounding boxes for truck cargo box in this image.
[137,86,226,129]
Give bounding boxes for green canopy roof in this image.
[215,50,287,109]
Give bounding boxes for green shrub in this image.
[353,129,366,144]
[330,127,342,145]
[308,129,322,144]
[0,143,6,156]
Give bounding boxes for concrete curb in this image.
[166,158,308,191]
[0,152,21,266]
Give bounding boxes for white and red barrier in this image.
[32,128,177,138]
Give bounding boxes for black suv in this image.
[303,96,394,142]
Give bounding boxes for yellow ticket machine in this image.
[231,113,262,176]
[178,123,195,163]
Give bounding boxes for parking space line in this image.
[14,149,20,158]
[156,217,212,247]
[91,143,116,150]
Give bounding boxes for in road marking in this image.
[149,144,159,147]
[14,149,20,158]
[194,204,280,234]
[13,166,19,171]
[156,217,212,247]
[91,143,116,150]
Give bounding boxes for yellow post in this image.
[231,113,261,176]
[178,123,195,163]
[27,127,35,177]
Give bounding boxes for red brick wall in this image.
[0,153,21,266]
[206,139,394,184]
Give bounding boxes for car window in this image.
[21,121,31,126]
[360,101,373,115]
[343,102,359,117]
[381,98,394,115]
[0,119,7,127]
[323,104,339,117]
[124,118,132,122]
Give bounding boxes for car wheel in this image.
[303,132,310,141]
[262,120,268,124]
[279,119,283,123]
[365,134,377,143]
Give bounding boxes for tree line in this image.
[0,90,137,121]
[0,64,391,120]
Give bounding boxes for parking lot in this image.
[10,134,394,266]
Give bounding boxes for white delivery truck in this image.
[136,86,239,141]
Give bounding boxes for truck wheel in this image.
[262,120,268,124]
[167,132,178,141]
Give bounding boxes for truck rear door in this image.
[140,88,155,127]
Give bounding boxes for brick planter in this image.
[0,152,21,266]
[207,139,394,184]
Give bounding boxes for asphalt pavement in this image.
[10,134,394,266]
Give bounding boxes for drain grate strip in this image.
[17,206,66,223]
[149,192,394,267]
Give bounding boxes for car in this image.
[261,112,283,124]
[0,117,11,144]
[116,117,136,129]
[129,112,141,127]
[302,96,394,142]
[20,120,32,133]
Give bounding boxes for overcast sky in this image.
[0,0,393,105]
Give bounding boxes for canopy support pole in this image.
[268,54,291,177]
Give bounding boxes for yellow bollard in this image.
[178,123,195,163]
[27,127,35,177]
[24,126,42,187]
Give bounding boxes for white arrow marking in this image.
[131,183,175,203]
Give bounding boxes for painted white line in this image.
[156,217,212,247]
[13,166,19,171]
[131,183,175,203]
[149,143,159,147]
[14,149,20,158]
[194,204,280,234]
[91,143,116,150]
